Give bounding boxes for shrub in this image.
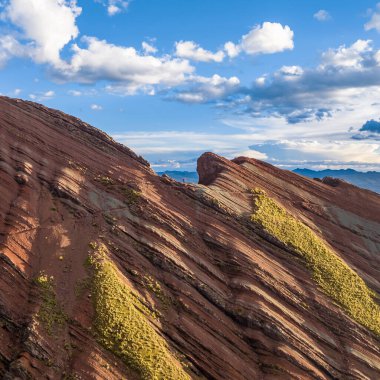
[251,189,380,335]
[95,175,114,186]
[121,187,141,206]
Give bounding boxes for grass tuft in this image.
[35,273,67,334]
[87,243,190,380]
[250,188,380,335]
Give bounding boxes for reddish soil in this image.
[0,96,379,379]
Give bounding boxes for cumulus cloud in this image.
[0,34,25,66]
[320,39,373,70]
[0,6,294,100]
[313,10,331,22]
[222,22,294,59]
[106,0,129,16]
[220,112,380,171]
[249,140,380,169]
[0,1,199,95]
[255,76,266,86]
[216,39,380,124]
[90,103,102,110]
[172,74,240,103]
[171,22,295,68]
[29,90,55,101]
[239,22,294,55]
[224,41,240,58]
[365,3,380,32]
[175,40,225,62]
[54,37,194,93]
[112,115,380,171]
[177,22,295,62]
[4,0,81,64]
[142,41,157,54]
[95,0,129,16]
[277,65,304,79]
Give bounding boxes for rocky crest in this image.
[0,96,379,379]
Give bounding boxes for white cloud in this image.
[224,41,240,58]
[68,88,99,96]
[0,8,294,101]
[228,149,268,160]
[313,10,331,22]
[277,65,304,79]
[4,0,81,64]
[250,140,380,167]
[365,3,380,32]
[105,0,129,16]
[90,103,102,110]
[240,22,294,55]
[175,40,225,62]
[173,74,240,103]
[95,0,129,16]
[112,130,268,156]
[220,110,380,171]
[13,88,21,95]
[68,89,82,96]
[54,37,194,93]
[0,34,25,66]
[255,76,266,86]
[174,93,204,103]
[110,79,380,170]
[29,90,55,101]
[320,39,372,70]
[107,5,119,15]
[142,41,157,54]
[223,38,380,124]
[175,22,294,62]
[175,22,295,62]
[224,23,295,59]
[112,117,380,171]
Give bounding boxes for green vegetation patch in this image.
[88,243,190,380]
[121,186,141,206]
[95,175,115,186]
[35,273,67,335]
[143,275,163,297]
[250,188,380,335]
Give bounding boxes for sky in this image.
[2,1,380,171]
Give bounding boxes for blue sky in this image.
[2,1,380,171]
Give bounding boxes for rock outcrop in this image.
[0,96,379,379]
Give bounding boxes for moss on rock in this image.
[35,273,67,334]
[251,188,380,335]
[88,243,190,380]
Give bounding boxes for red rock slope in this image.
[0,96,379,380]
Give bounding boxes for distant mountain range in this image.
[294,168,380,194]
[158,169,380,194]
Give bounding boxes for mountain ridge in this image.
[0,97,379,379]
[158,168,380,195]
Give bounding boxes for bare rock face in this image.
[0,96,379,380]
